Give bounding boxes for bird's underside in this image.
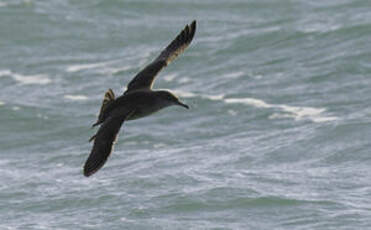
[83,20,196,177]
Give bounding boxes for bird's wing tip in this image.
[83,165,99,177]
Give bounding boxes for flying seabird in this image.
[83,20,196,177]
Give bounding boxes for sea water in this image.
[1,0,371,229]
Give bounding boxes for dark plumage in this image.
[83,20,196,177]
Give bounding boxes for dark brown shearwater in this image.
[83,20,196,177]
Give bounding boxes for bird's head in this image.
[156,90,189,109]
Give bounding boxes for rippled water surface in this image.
[1,0,371,229]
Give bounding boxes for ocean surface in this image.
[1,0,371,229]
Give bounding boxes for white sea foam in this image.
[66,62,109,72]
[173,90,197,98]
[225,98,271,108]
[37,113,49,120]
[66,60,134,76]
[0,101,4,106]
[201,94,225,101]
[0,70,51,85]
[297,17,341,34]
[277,105,337,122]
[224,71,244,79]
[173,90,225,101]
[254,74,263,79]
[153,143,167,149]
[268,113,296,120]
[0,70,11,77]
[64,95,88,101]
[108,65,132,75]
[178,77,191,84]
[228,109,237,116]
[225,97,337,123]
[13,73,51,85]
[301,23,340,33]
[163,73,177,82]
[170,90,336,123]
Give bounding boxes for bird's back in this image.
[101,90,167,121]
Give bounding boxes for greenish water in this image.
[1,0,371,229]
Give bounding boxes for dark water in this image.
[1,0,371,229]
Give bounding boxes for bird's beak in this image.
[176,101,189,109]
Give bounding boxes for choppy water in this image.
[1,0,371,229]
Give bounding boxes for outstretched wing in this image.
[83,111,134,177]
[125,20,196,93]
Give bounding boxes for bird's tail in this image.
[92,89,115,128]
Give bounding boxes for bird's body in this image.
[120,90,166,121]
[98,89,185,123]
[83,21,196,177]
